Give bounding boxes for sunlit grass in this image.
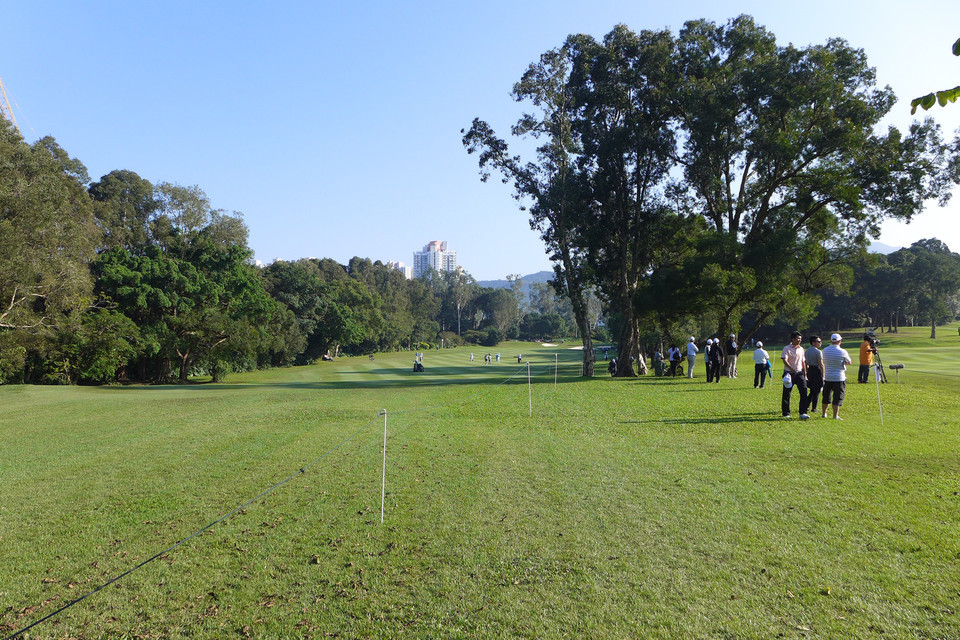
[1,333,958,639]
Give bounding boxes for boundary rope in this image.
[4,414,382,640]
[6,358,575,638]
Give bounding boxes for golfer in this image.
[821,333,852,420]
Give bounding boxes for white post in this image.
[875,364,884,429]
[380,410,387,523]
[555,354,558,388]
[527,362,532,416]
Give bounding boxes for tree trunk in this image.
[178,350,191,383]
[561,264,594,377]
[930,320,937,339]
[615,295,639,377]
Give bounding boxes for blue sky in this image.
[3,1,959,280]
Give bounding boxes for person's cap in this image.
[830,333,842,343]
[791,330,802,338]
[706,338,713,344]
[756,341,763,348]
[689,336,695,341]
[729,334,735,338]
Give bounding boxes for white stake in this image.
[555,354,558,388]
[380,409,387,523]
[528,362,532,416]
[875,364,884,429]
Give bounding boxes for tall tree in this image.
[464,45,598,375]
[88,169,158,253]
[566,26,681,375]
[0,122,98,333]
[671,15,957,342]
[903,239,960,338]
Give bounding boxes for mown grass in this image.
[1,326,958,639]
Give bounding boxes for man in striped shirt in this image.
[821,333,853,420]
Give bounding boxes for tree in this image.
[565,26,684,375]
[88,169,158,253]
[671,16,957,343]
[443,267,477,336]
[464,45,598,374]
[902,239,960,338]
[0,121,98,333]
[911,37,960,114]
[475,287,516,334]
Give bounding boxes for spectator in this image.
[753,341,770,388]
[780,331,810,419]
[686,337,699,379]
[668,344,682,377]
[725,334,738,378]
[821,333,853,419]
[858,334,875,383]
[805,336,825,414]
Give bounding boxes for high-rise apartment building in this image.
[386,260,413,279]
[413,241,457,278]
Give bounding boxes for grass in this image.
[1,326,959,639]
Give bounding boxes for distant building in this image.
[413,241,457,278]
[386,260,413,279]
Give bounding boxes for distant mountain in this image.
[478,270,554,301]
[869,241,901,255]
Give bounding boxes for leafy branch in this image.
[910,37,960,114]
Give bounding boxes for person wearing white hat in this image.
[752,340,770,388]
[821,333,852,419]
[686,337,699,379]
[704,339,714,381]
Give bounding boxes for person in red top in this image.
[780,331,810,419]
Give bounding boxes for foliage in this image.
[910,36,960,114]
[0,120,98,333]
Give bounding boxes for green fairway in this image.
[2,329,959,639]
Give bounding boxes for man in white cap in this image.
[686,337,699,379]
[821,333,852,419]
[752,340,770,388]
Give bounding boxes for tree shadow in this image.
[98,363,587,392]
[620,411,787,426]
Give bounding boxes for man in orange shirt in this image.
[858,334,875,384]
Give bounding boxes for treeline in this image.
[464,16,960,376]
[1,118,601,384]
[815,239,960,337]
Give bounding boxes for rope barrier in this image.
[5,415,381,640]
[6,359,569,637]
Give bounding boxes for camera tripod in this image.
[872,345,888,383]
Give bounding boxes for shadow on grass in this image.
[621,411,787,425]
[97,365,587,391]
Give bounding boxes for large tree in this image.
[463,45,598,374]
[671,15,956,343]
[0,121,98,334]
[902,239,960,338]
[88,169,158,253]
[564,26,686,375]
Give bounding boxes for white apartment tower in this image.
[413,241,457,278]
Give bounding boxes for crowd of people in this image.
[654,331,859,420]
